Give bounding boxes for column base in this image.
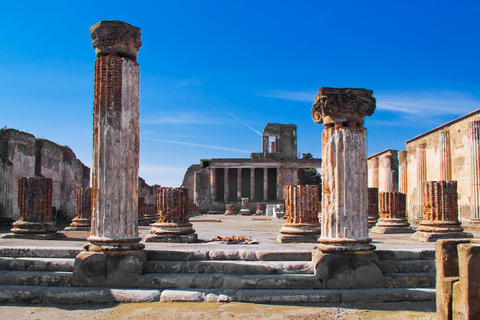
[368,218,378,228]
[255,210,265,215]
[411,231,474,242]
[316,238,376,254]
[7,220,65,239]
[71,250,146,287]
[144,233,198,243]
[86,237,145,252]
[65,218,91,231]
[371,218,415,234]
[2,232,66,240]
[313,251,385,289]
[138,218,150,226]
[64,226,90,232]
[239,209,251,215]
[277,224,321,243]
[145,215,160,224]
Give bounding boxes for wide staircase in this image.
[0,246,436,304]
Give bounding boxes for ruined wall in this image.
[0,129,36,220]
[138,177,158,204]
[406,110,480,224]
[0,128,90,221]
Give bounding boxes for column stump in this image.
[65,188,91,231]
[225,204,236,215]
[371,192,414,234]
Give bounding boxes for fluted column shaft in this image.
[88,21,143,251]
[398,151,407,194]
[470,121,480,220]
[439,131,452,181]
[368,157,379,188]
[68,188,91,229]
[416,145,427,221]
[284,185,320,225]
[379,150,398,193]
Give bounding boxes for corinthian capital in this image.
[90,20,142,61]
[311,87,376,126]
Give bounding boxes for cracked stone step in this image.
[146,250,313,261]
[138,273,318,290]
[0,247,82,258]
[0,270,72,286]
[144,260,314,275]
[384,272,436,288]
[3,257,75,272]
[378,259,436,273]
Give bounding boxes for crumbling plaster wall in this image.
[406,111,480,224]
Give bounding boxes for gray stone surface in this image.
[341,288,436,303]
[9,257,74,272]
[235,289,342,304]
[0,270,72,286]
[384,272,436,288]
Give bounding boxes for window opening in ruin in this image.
[268,136,276,153]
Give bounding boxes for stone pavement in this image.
[1,214,478,251]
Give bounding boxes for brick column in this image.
[225,203,236,215]
[469,121,480,223]
[7,177,62,239]
[65,188,91,231]
[277,185,321,243]
[255,202,266,215]
[398,150,407,194]
[87,21,143,251]
[371,192,414,234]
[312,87,376,254]
[412,181,472,242]
[367,187,379,228]
[146,187,197,243]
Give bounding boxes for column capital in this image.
[311,87,376,126]
[90,20,142,61]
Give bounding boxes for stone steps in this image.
[384,272,436,288]
[0,285,435,304]
[0,270,72,286]
[0,257,74,272]
[144,260,314,274]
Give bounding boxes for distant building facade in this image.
[182,123,321,213]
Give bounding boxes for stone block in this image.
[411,231,473,242]
[378,259,436,273]
[375,249,421,260]
[256,251,312,261]
[341,288,436,303]
[384,272,436,288]
[160,290,205,302]
[313,252,385,289]
[146,249,208,261]
[0,285,45,303]
[208,250,240,260]
[235,289,342,304]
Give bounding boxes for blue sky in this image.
[1,1,479,187]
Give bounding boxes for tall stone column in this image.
[378,150,398,193]
[371,192,414,234]
[439,131,452,181]
[411,181,472,242]
[312,88,376,254]
[292,169,299,186]
[263,168,268,201]
[276,168,282,200]
[4,177,64,239]
[250,168,255,201]
[277,185,321,243]
[416,144,427,223]
[146,187,197,243]
[311,88,384,289]
[398,150,407,194]
[224,168,229,201]
[65,188,91,231]
[237,168,242,200]
[367,188,379,228]
[368,157,379,188]
[87,21,143,252]
[469,121,480,223]
[210,168,216,201]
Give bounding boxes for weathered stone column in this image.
[87,21,143,252]
[255,202,266,215]
[137,196,149,226]
[263,168,268,201]
[439,131,452,181]
[416,144,427,223]
[368,157,379,188]
[371,192,414,234]
[224,168,229,201]
[292,169,299,186]
[398,150,407,194]
[239,197,251,215]
[367,188,379,228]
[237,168,242,200]
[378,150,398,193]
[0,159,13,223]
[250,168,255,201]
[311,88,384,290]
[210,168,216,201]
[65,188,91,231]
[6,177,63,239]
[469,121,480,223]
[412,181,472,242]
[277,185,321,243]
[146,187,197,243]
[225,203,236,215]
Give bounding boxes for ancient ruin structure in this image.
[312,87,376,254]
[255,202,266,215]
[5,177,63,239]
[239,198,251,215]
[225,203,235,215]
[367,188,379,228]
[144,202,158,224]
[368,149,398,192]
[405,110,480,225]
[137,196,149,226]
[398,150,407,194]
[64,188,91,231]
[412,181,472,241]
[146,187,197,243]
[371,192,414,234]
[183,123,321,214]
[87,20,143,251]
[0,129,90,222]
[277,185,321,243]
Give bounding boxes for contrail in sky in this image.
[227,112,262,136]
[144,138,251,154]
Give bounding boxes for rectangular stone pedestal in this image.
[144,234,198,243]
[411,231,473,242]
[371,226,415,234]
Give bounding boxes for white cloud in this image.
[144,138,251,154]
[141,112,224,125]
[258,90,315,102]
